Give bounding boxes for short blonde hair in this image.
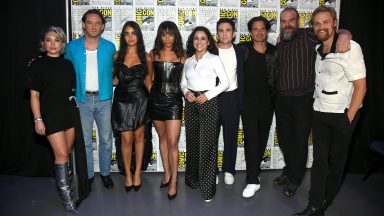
[311,6,337,26]
[40,26,67,54]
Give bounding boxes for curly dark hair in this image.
[114,21,147,75]
[186,26,218,58]
[152,21,184,58]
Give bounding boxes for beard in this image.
[315,29,331,42]
[280,26,298,41]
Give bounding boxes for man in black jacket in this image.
[236,16,278,198]
[215,18,244,186]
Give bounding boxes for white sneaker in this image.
[242,184,260,198]
[216,175,219,185]
[224,172,234,185]
[204,199,212,203]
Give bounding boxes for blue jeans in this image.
[78,95,112,178]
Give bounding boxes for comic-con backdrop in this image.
[69,0,340,172]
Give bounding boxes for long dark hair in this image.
[152,21,184,58]
[114,21,147,73]
[186,26,218,58]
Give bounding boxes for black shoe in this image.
[283,182,299,198]
[167,181,177,200]
[124,185,133,193]
[160,178,170,188]
[273,174,289,186]
[321,198,333,212]
[89,176,94,185]
[167,191,177,200]
[100,175,114,189]
[133,184,142,192]
[293,204,324,216]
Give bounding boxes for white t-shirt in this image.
[85,49,99,92]
[219,46,238,92]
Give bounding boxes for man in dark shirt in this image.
[273,7,351,198]
[237,16,278,198]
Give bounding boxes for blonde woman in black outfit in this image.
[26,26,79,213]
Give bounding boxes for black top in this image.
[112,63,149,131]
[243,48,274,114]
[149,61,184,120]
[277,28,319,95]
[25,55,76,135]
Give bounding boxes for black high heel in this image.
[133,184,142,192]
[160,181,170,188]
[167,181,177,200]
[167,190,177,200]
[125,185,133,193]
[160,175,171,188]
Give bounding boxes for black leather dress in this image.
[112,63,149,131]
[149,61,184,120]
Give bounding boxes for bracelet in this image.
[34,117,43,123]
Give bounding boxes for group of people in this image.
[26,5,366,216]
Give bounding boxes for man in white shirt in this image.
[294,6,366,216]
[65,9,116,189]
[215,18,244,186]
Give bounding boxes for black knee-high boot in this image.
[55,163,78,213]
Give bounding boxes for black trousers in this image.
[219,89,240,174]
[184,97,220,200]
[242,110,274,184]
[275,93,313,186]
[309,110,360,207]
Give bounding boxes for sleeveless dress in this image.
[112,63,149,131]
[26,55,77,135]
[149,61,184,120]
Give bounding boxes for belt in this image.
[86,91,99,96]
[189,89,208,97]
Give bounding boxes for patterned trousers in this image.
[184,97,220,200]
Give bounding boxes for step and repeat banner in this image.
[69,0,340,172]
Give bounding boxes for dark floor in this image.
[1,170,383,216]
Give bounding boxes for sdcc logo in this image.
[72,0,90,5]
[136,9,155,30]
[199,0,218,7]
[239,34,252,42]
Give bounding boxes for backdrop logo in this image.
[199,0,218,7]
[237,128,244,147]
[114,0,133,5]
[157,0,176,6]
[220,9,238,31]
[178,9,196,31]
[260,10,278,32]
[72,32,83,40]
[72,0,90,5]
[274,128,279,146]
[239,34,252,42]
[299,11,312,28]
[96,7,113,31]
[217,150,223,168]
[240,0,259,8]
[178,151,186,170]
[281,0,298,8]
[136,8,155,31]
